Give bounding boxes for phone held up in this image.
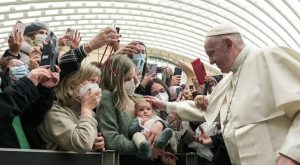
[173,67,182,76]
[40,31,57,72]
[173,67,182,85]
[12,21,26,37]
[148,63,157,74]
[111,19,120,34]
[191,58,206,85]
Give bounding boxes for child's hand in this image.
[141,117,149,125]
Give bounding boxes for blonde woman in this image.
[39,64,104,153]
[97,54,176,164]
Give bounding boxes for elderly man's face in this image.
[204,37,232,73]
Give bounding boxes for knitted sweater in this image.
[96,90,137,155]
[96,90,168,155]
[39,101,98,153]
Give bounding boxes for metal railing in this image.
[0,148,199,165]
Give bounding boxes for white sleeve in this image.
[166,100,205,122]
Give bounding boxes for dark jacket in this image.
[211,133,232,165]
[58,45,87,79]
[0,77,55,149]
[1,49,21,60]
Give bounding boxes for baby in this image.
[129,98,172,159]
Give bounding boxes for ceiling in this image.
[1,0,300,72]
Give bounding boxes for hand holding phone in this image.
[12,21,26,37]
[169,86,182,101]
[40,31,57,72]
[173,67,182,76]
[148,63,157,74]
[173,67,182,85]
[156,67,163,73]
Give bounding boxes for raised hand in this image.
[70,30,82,49]
[27,66,52,86]
[8,30,23,55]
[28,47,42,70]
[88,27,120,53]
[141,72,156,87]
[114,44,139,56]
[39,65,60,89]
[171,75,181,86]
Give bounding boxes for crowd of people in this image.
[0,20,299,165]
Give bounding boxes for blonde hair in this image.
[56,64,101,106]
[134,98,149,110]
[100,54,135,111]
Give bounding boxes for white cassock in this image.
[166,46,300,165]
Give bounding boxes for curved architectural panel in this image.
[1,0,299,70]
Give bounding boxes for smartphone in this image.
[156,67,163,73]
[41,31,57,72]
[169,86,180,101]
[191,58,207,85]
[173,67,182,76]
[65,28,74,47]
[116,27,120,34]
[176,87,182,95]
[12,21,26,36]
[148,63,157,74]
[111,20,116,29]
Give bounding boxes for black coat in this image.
[0,77,55,149]
[210,134,232,165]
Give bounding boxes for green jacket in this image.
[96,90,137,154]
[97,90,168,155]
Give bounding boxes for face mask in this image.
[124,80,136,96]
[10,65,30,81]
[35,34,47,45]
[132,54,146,76]
[79,83,100,97]
[154,91,169,102]
[135,79,140,88]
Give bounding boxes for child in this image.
[129,98,173,159]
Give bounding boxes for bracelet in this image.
[87,42,94,52]
[82,44,89,55]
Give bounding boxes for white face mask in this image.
[155,91,169,102]
[135,79,140,88]
[79,83,100,97]
[35,34,47,44]
[124,80,136,96]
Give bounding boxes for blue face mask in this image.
[132,53,146,75]
[10,65,30,81]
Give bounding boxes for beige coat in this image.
[39,101,98,153]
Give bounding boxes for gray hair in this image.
[210,33,245,49]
